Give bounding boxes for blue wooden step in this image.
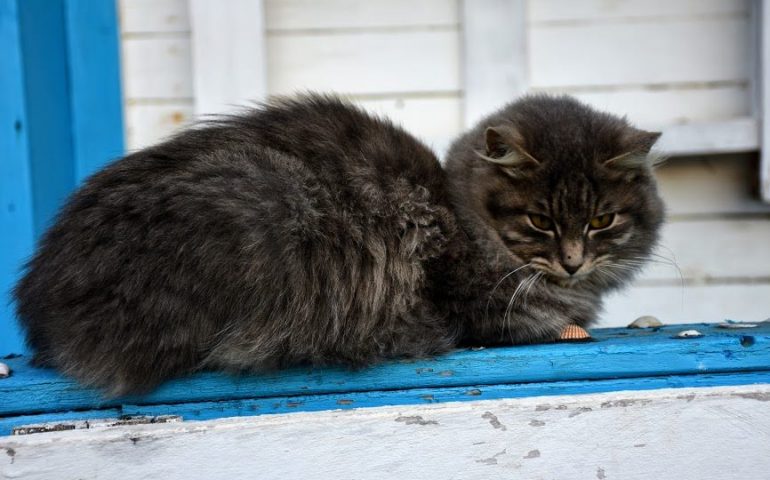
[1,322,768,436]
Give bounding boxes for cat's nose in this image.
[562,260,583,275]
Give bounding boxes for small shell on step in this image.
[676,329,703,338]
[560,324,591,341]
[0,362,10,378]
[628,316,663,329]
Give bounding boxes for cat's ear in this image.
[603,128,663,170]
[475,126,540,174]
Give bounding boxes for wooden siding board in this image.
[120,0,190,34]
[529,0,750,23]
[189,0,267,115]
[266,30,461,95]
[529,18,750,88]
[265,0,459,30]
[121,37,193,99]
[1,323,768,420]
[2,371,769,438]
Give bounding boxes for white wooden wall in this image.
[117,0,770,326]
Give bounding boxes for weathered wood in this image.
[189,0,267,114]
[529,0,749,23]
[120,0,190,34]
[267,30,461,95]
[600,285,770,327]
[2,385,768,479]
[265,0,459,31]
[461,0,528,126]
[529,17,750,88]
[760,0,770,201]
[1,324,767,424]
[655,118,759,155]
[121,37,193,99]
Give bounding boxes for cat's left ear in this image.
[603,128,662,170]
[475,125,540,175]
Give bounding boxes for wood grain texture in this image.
[461,0,528,126]
[1,324,768,422]
[0,0,35,356]
[119,0,190,34]
[529,0,749,23]
[558,85,751,129]
[120,37,193,98]
[124,103,195,150]
[189,0,267,114]
[2,385,769,479]
[265,0,459,30]
[266,30,461,95]
[599,284,770,326]
[529,17,750,88]
[655,118,759,155]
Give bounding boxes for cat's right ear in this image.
[475,126,540,175]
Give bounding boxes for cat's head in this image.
[446,95,665,289]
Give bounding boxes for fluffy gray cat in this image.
[14,94,664,395]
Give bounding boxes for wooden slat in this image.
[265,0,459,30]
[3,385,770,479]
[120,37,192,99]
[600,284,770,327]
[1,324,768,418]
[124,103,194,150]
[0,0,35,355]
[637,219,770,282]
[656,118,758,155]
[529,0,749,23]
[760,0,770,201]
[266,30,461,95]
[354,95,462,152]
[461,0,528,127]
[557,85,750,129]
[189,0,267,115]
[655,154,770,215]
[119,0,190,34]
[530,18,750,88]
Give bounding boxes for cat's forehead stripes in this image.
[548,174,597,222]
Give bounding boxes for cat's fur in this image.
[14,94,664,395]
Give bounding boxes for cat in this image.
[14,94,664,395]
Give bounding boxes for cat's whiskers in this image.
[485,263,533,321]
[502,271,537,337]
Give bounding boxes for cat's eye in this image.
[528,213,553,231]
[589,213,615,230]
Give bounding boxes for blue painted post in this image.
[0,0,125,355]
[0,0,36,355]
[64,0,125,181]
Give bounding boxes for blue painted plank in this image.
[2,371,768,437]
[64,0,124,180]
[0,0,35,355]
[18,0,76,237]
[1,323,768,417]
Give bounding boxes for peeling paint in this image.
[569,407,592,418]
[597,466,607,479]
[633,444,646,448]
[466,389,482,396]
[438,370,454,377]
[395,415,438,426]
[732,392,770,402]
[529,419,546,427]
[535,404,550,411]
[477,449,507,465]
[600,399,651,409]
[677,394,696,402]
[524,449,540,459]
[482,412,507,431]
[336,399,354,405]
